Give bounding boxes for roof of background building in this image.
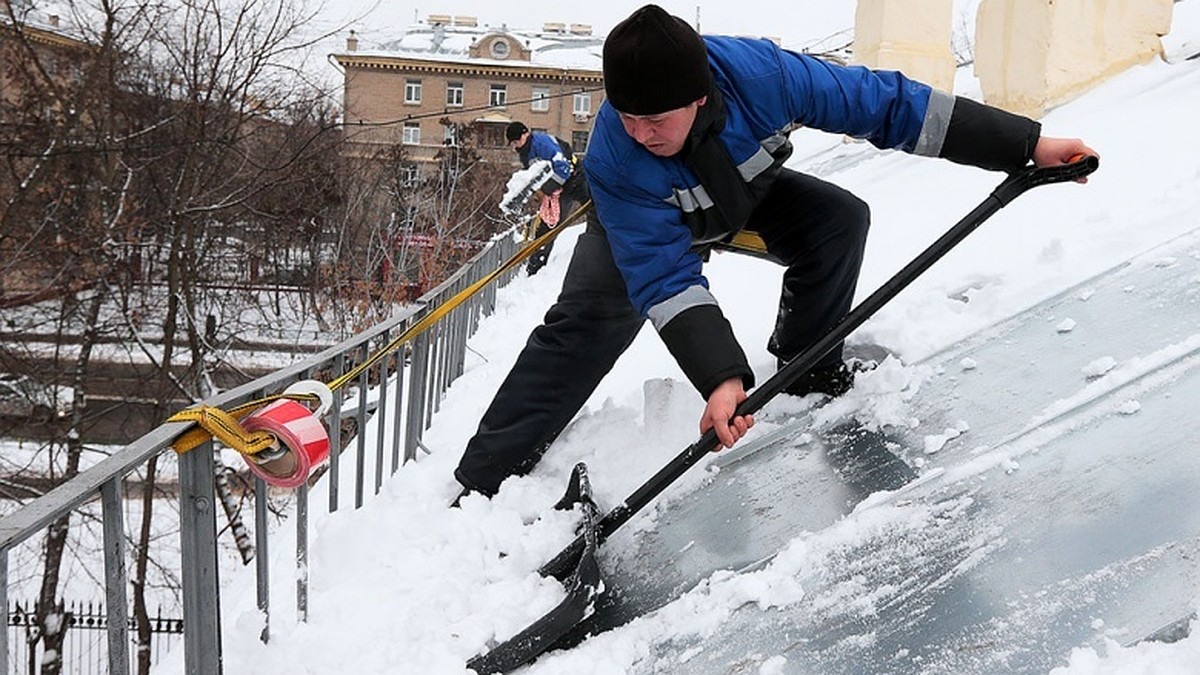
[342,16,604,71]
[1,10,88,48]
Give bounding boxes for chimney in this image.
[346,30,358,52]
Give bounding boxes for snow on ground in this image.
[146,8,1200,675]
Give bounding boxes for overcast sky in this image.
[324,0,864,52]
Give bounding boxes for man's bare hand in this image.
[700,377,754,450]
[1033,137,1099,183]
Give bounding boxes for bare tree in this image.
[2,0,518,671]
[1,0,347,672]
[321,119,511,328]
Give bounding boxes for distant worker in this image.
[505,121,589,275]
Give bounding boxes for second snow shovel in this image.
[467,155,1100,673]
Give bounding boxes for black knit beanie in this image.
[603,4,712,115]
[505,121,528,142]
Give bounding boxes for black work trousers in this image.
[455,169,869,496]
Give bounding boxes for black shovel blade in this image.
[466,463,603,674]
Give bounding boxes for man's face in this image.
[508,131,529,151]
[617,96,706,157]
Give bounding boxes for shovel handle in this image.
[993,154,1099,205]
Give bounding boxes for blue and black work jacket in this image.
[585,35,1040,397]
[517,131,575,192]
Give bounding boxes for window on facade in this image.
[402,122,420,145]
[443,124,459,146]
[573,92,592,116]
[484,125,506,147]
[531,87,550,112]
[489,40,511,60]
[404,79,422,104]
[400,164,418,187]
[446,82,464,107]
[572,131,590,154]
[489,84,507,108]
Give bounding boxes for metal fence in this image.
[0,231,521,674]
[7,601,182,675]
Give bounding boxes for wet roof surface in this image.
[587,233,1200,673]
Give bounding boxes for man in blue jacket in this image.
[455,4,1095,498]
[505,121,587,275]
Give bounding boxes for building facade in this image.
[1,13,88,125]
[333,16,605,170]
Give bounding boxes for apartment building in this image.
[333,15,605,170]
[0,13,88,122]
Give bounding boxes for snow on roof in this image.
[1,10,88,46]
[345,20,604,72]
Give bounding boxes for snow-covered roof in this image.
[342,19,603,72]
[0,11,88,48]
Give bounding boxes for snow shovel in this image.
[466,463,600,674]
[466,155,1100,673]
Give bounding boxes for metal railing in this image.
[7,601,182,674]
[0,231,521,674]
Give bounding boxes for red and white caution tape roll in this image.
[241,399,331,489]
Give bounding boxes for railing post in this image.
[405,329,431,463]
[355,342,369,509]
[328,352,345,513]
[296,483,309,623]
[255,477,269,644]
[390,345,406,475]
[1,548,7,675]
[101,478,130,675]
[178,440,223,674]
[374,328,389,495]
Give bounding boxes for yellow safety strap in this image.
[522,214,542,242]
[168,405,277,456]
[721,231,770,257]
[166,201,592,456]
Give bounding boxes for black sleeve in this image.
[940,96,1042,172]
[658,304,755,398]
[543,173,566,191]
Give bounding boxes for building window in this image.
[489,39,511,60]
[531,87,550,112]
[485,125,506,147]
[443,124,459,146]
[446,82,464,107]
[400,164,418,187]
[404,79,422,104]
[489,84,507,108]
[402,122,420,145]
[573,92,592,116]
[572,131,590,153]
